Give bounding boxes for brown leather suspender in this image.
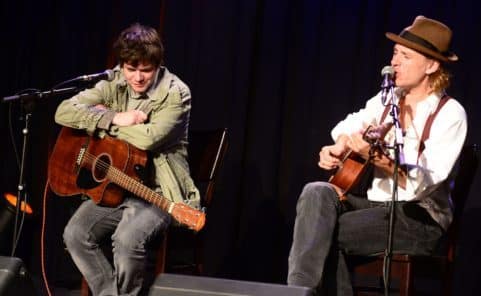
[417,95,451,158]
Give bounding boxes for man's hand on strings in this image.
[347,122,393,160]
[346,131,371,160]
[318,136,349,170]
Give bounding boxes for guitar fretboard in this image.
[82,152,173,212]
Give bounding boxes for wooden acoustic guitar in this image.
[329,123,392,200]
[47,127,205,232]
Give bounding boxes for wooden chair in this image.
[348,144,479,296]
[156,128,229,275]
[80,128,228,295]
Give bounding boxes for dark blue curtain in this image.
[161,1,481,292]
[2,0,480,294]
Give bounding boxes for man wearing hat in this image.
[287,16,467,295]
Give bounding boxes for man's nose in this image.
[134,71,143,81]
[390,55,399,67]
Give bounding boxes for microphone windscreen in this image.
[381,65,394,76]
[104,69,115,81]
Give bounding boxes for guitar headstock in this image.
[170,203,206,232]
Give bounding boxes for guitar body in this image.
[328,123,393,199]
[48,127,147,207]
[328,151,370,196]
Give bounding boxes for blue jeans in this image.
[287,182,443,295]
[63,197,171,296]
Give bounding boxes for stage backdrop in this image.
[1,0,480,294]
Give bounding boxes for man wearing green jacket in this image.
[57,23,200,296]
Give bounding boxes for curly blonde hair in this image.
[429,66,451,93]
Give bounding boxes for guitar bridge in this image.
[76,146,86,166]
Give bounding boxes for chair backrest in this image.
[187,128,228,207]
[446,144,479,260]
[451,144,479,218]
[348,144,479,296]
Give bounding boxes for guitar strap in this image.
[378,94,451,161]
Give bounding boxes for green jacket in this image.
[54,66,200,208]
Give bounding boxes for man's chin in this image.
[132,86,148,93]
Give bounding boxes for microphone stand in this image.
[2,86,81,103]
[12,107,30,257]
[2,86,82,256]
[382,84,405,296]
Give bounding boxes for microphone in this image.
[74,69,115,82]
[381,65,405,165]
[381,65,394,89]
[380,66,394,104]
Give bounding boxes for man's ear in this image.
[426,59,440,75]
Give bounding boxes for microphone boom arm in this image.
[2,86,82,103]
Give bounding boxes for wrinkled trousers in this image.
[64,198,171,296]
[287,182,443,295]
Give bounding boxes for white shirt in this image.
[331,89,467,202]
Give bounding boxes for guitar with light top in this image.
[47,127,205,232]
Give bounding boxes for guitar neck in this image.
[104,161,205,232]
[105,165,173,212]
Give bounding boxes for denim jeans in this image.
[287,181,443,295]
[63,197,171,296]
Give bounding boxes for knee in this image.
[113,212,170,256]
[63,220,88,250]
[299,181,336,205]
[113,228,149,256]
[294,182,339,216]
[114,232,135,253]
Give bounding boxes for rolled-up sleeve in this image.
[54,80,115,135]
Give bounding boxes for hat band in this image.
[399,30,446,55]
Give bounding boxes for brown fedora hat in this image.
[386,15,458,62]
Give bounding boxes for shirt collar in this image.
[394,87,444,114]
[416,92,444,114]
[146,67,162,97]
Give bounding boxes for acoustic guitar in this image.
[47,127,205,232]
[328,123,392,200]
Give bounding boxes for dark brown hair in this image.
[113,23,164,67]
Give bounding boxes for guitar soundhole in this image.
[92,153,112,183]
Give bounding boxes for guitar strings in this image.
[78,150,205,230]
[80,152,172,210]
